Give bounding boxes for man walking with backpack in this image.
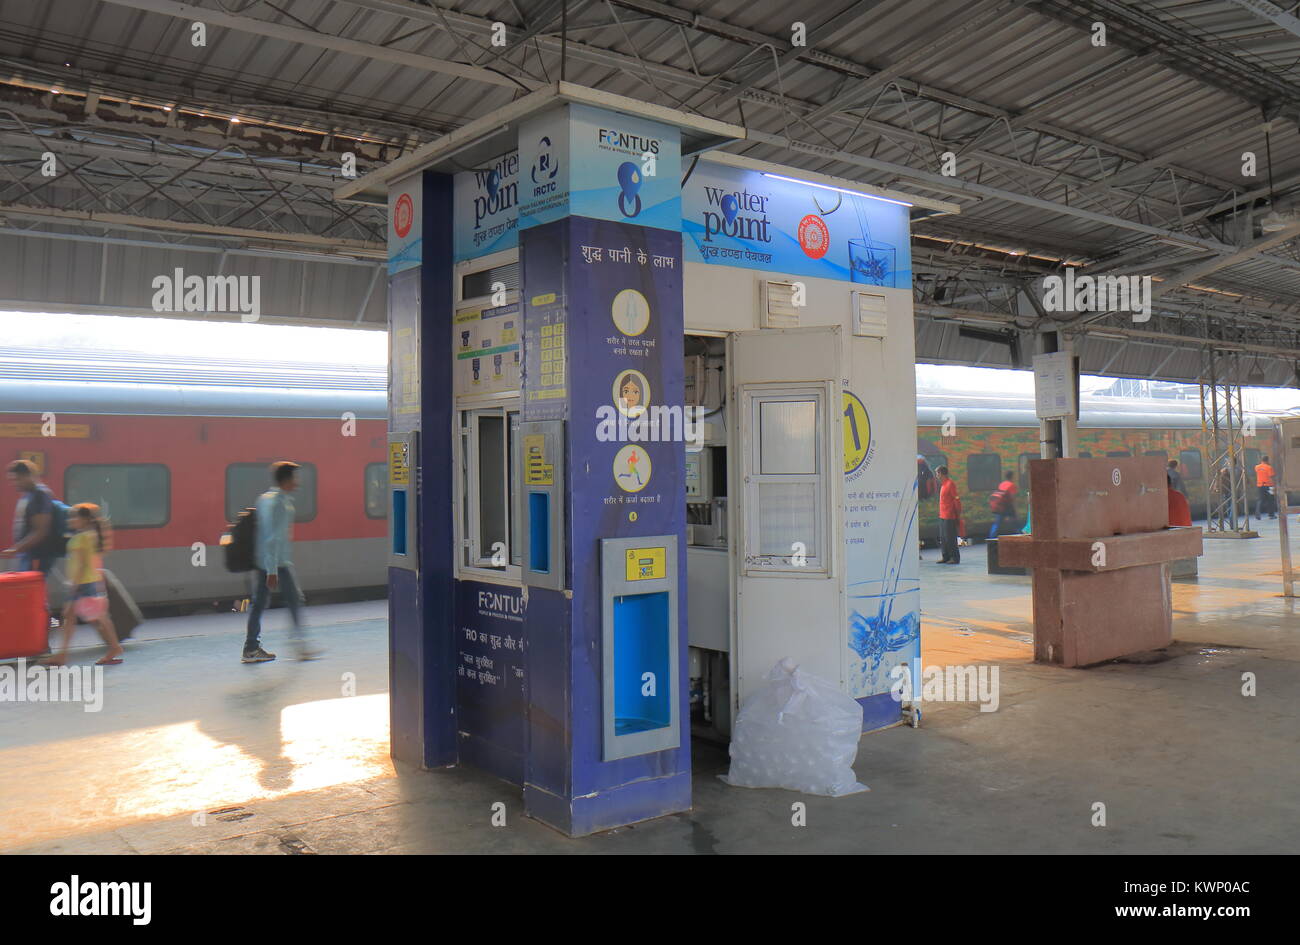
[3,460,69,634]
[987,477,1019,540]
[241,461,319,663]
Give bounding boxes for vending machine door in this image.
[729,325,844,707]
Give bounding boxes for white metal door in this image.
[728,325,845,707]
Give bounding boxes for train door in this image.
[728,325,844,708]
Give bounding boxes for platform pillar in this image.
[386,171,458,769]
[516,103,691,835]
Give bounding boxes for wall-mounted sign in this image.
[625,546,666,581]
[681,159,911,286]
[387,173,423,274]
[518,104,681,233]
[453,150,520,262]
[0,424,90,438]
[389,440,410,485]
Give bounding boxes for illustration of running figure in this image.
[619,448,643,486]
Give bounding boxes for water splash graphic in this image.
[846,475,921,694]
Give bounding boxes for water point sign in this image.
[453,150,520,262]
[681,160,911,287]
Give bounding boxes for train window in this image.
[1018,452,1037,492]
[364,463,387,519]
[1179,449,1203,480]
[1144,450,1167,461]
[966,453,1002,492]
[1078,451,1092,458]
[224,463,317,523]
[1107,450,1130,457]
[924,453,947,473]
[65,464,169,528]
[1244,449,1262,472]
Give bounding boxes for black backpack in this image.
[221,508,257,572]
[45,493,71,558]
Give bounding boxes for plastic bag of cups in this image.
[722,658,869,797]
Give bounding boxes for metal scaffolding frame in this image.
[1200,342,1255,536]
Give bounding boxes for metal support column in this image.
[1199,337,1257,539]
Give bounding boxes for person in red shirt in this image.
[1255,456,1277,519]
[936,465,962,564]
[1167,472,1192,527]
[987,478,1018,539]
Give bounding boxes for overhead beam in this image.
[1222,0,1300,41]
[708,0,888,110]
[1154,222,1300,299]
[0,201,386,257]
[95,0,535,92]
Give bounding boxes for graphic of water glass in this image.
[848,240,895,287]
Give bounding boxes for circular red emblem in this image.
[393,192,414,239]
[798,214,830,259]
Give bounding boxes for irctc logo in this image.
[531,136,557,184]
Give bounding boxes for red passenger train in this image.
[1,343,388,607]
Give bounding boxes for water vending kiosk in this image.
[343,83,957,835]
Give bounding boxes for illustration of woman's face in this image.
[620,377,642,409]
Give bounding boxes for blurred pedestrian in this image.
[987,477,1018,539]
[1167,459,1185,496]
[242,461,319,663]
[1167,472,1192,527]
[45,504,122,666]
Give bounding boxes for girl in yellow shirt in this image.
[45,503,123,666]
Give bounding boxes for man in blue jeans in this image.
[242,461,320,663]
[3,459,67,633]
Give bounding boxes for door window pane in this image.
[759,400,817,474]
[756,482,817,555]
[477,415,506,557]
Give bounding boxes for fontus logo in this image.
[1041,268,1152,322]
[700,186,771,243]
[597,128,660,155]
[473,152,518,227]
[617,162,642,217]
[50,876,151,925]
[151,268,261,322]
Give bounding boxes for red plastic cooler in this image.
[0,571,48,659]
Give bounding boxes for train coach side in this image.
[2,410,388,606]
[914,393,1271,544]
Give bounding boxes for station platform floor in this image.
[4,522,1299,854]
